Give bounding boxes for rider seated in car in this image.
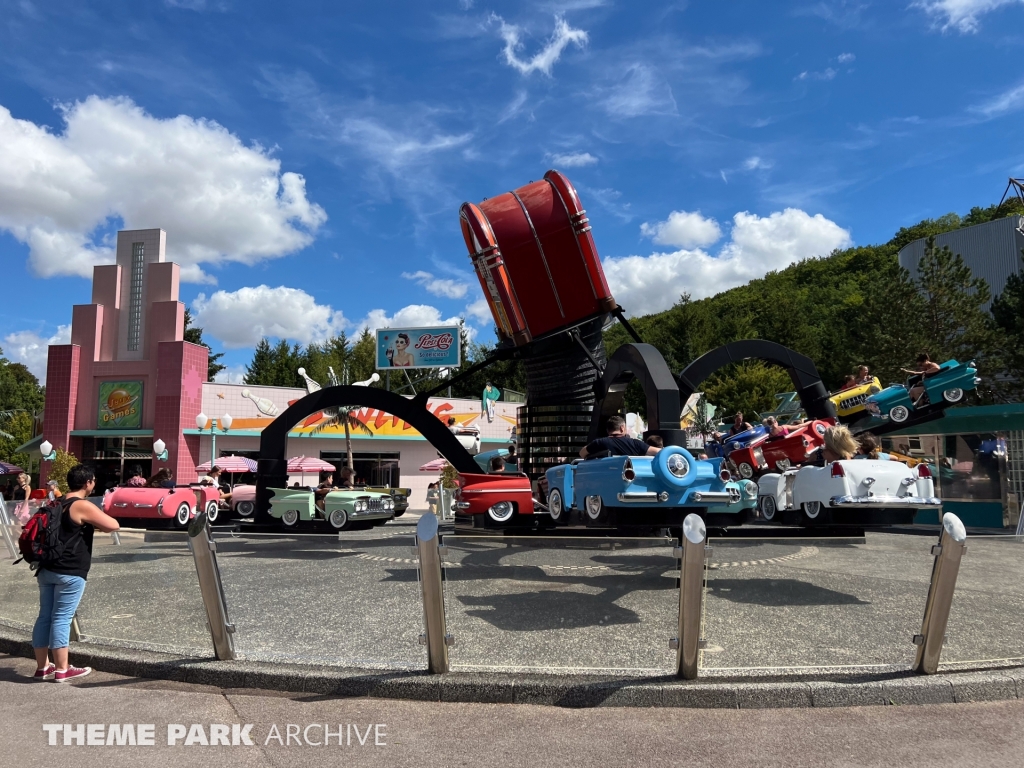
[580,415,662,458]
[902,352,942,405]
[762,415,812,440]
[729,412,753,436]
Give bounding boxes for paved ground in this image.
[1,654,1022,768]
[2,519,1022,675]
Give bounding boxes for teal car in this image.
[865,360,979,424]
[268,486,394,529]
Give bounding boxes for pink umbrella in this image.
[419,458,448,472]
[196,456,257,473]
[287,456,337,473]
[0,461,25,475]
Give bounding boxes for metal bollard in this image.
[187,512,236,660]
[111,531,121,546]
[671,513,708,679]
[913,512,967,674]
[70,614,83,642]
[415,513,451,673]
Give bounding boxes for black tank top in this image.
[44,499,95,580]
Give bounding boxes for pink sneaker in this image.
[33,664,55,680]
[54,666,92,683]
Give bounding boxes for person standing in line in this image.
[45,480,62,502]
[32,464,120,682]
[426,482,439,516]
[482,381,501,423]
[12,472,32,524]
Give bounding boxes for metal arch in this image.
[588,343,684,445]
[254,385,479,524]
[677,340,837,421]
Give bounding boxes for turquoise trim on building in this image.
[914,501,1005,529]
[70,429,154,437]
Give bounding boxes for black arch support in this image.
[677,340,837,421]
[588,343,685,446]
[254,386,479,523]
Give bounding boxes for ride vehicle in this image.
[452,472,541,529]
[228,484,257,517]
[545,446,745,529]
[104,484,220,528]
[757,461,940,526]
[267,486,394,530]
[451,423,482,455]
[865,360,980,424]
[760,420,833,472]
[829,377,882,421]
[720,426,771,479]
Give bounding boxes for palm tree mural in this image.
[305,366,373,475]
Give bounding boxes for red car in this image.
[727,437,771,480]
[759,420,834,472]
[104,485,220,528]
[453,472,540,529]
[460,169,616,347]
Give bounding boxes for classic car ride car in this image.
[865,360,980,424]
[452,471,541,529]
[829,377,882,421]
[719,425,771,479]
[267,486,394,529]
[545,446,745,529]
[760,420,833,472]
[104,484,220,528]
[757,460,940,525]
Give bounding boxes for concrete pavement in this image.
[2,654,1022,767]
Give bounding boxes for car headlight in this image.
[667,453,689,478]
[355,501,365,512]
[386,499,394,510]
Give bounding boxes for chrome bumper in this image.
[830,495,942,507]
[691,491,741,504]
[617,492,668,503]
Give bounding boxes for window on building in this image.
[127,242,145,351]
[320,451,401,487]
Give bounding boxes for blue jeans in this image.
[32,570,86,649]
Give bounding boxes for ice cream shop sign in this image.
[97,381,143,429]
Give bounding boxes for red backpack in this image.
[15,497,76,571]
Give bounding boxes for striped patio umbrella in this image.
[286,456,337,473]
[196,456,257,473]
[0,461,25,475]
[418,458,448,472]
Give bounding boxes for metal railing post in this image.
[415,513,451,673]
[70,614,83,642]
[913,512,967,674]
[672,513,708,679]
[187,513,236,660]
[1,524,17,560]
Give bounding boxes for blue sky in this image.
[2,0,1023,384]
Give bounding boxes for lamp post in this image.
[196,413,233,467]
[40,440,56,462]
[153,438,168,462]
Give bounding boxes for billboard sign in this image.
[375,326,461,370]
[97,380,144,429]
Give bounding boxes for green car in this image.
[268,487,394,529]
[363,486,411,516]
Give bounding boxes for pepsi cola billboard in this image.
[375,326,461,370]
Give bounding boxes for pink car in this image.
[104,485,220,528]
[229,484,257,517]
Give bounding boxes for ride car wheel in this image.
[738,462,754,479]
[328,508,348,530]
[205,501,219,525]
[281,509,299,527]
[487,501,515,524]
[942,388,964,403]
[584,495,605,522]
[548,488,565,523]
[802,501,822,521]
[760,495,777,521]
[236,500,254,516]
[173,502,191,529]
[889,405,910,423]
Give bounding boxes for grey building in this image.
[898,215,1024,309]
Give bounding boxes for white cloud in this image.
[548,151,598,168]
[355,305,468,337]
[0,97,326,281]
[213,364,246,385]
[913,0,1024,32]
[192,285,347,348]
[796,68,837,81]
[971,80,1024,118]
[3,325,71,383]
[493,14,588,76]
[606,209,852,316]
[837,52,856,63]
[640,211,723,249]
[465,297,493,324]
[401,270,470,299]
[743,156,772,171]
[599,63,678,117]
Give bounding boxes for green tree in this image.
[0,410,33,468]
[991,251,1024,400]
[243,338,306,387]
[48,447,79,494]
[701,361,793,420]
[183,308,226,381]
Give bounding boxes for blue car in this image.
[544,446,746,529]
[865,359,980,424]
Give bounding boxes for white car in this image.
[757,460,940,525]
[451,425,482,455]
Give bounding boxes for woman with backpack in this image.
[31,465,120,682]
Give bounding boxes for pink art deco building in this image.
[42,229,208,489]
